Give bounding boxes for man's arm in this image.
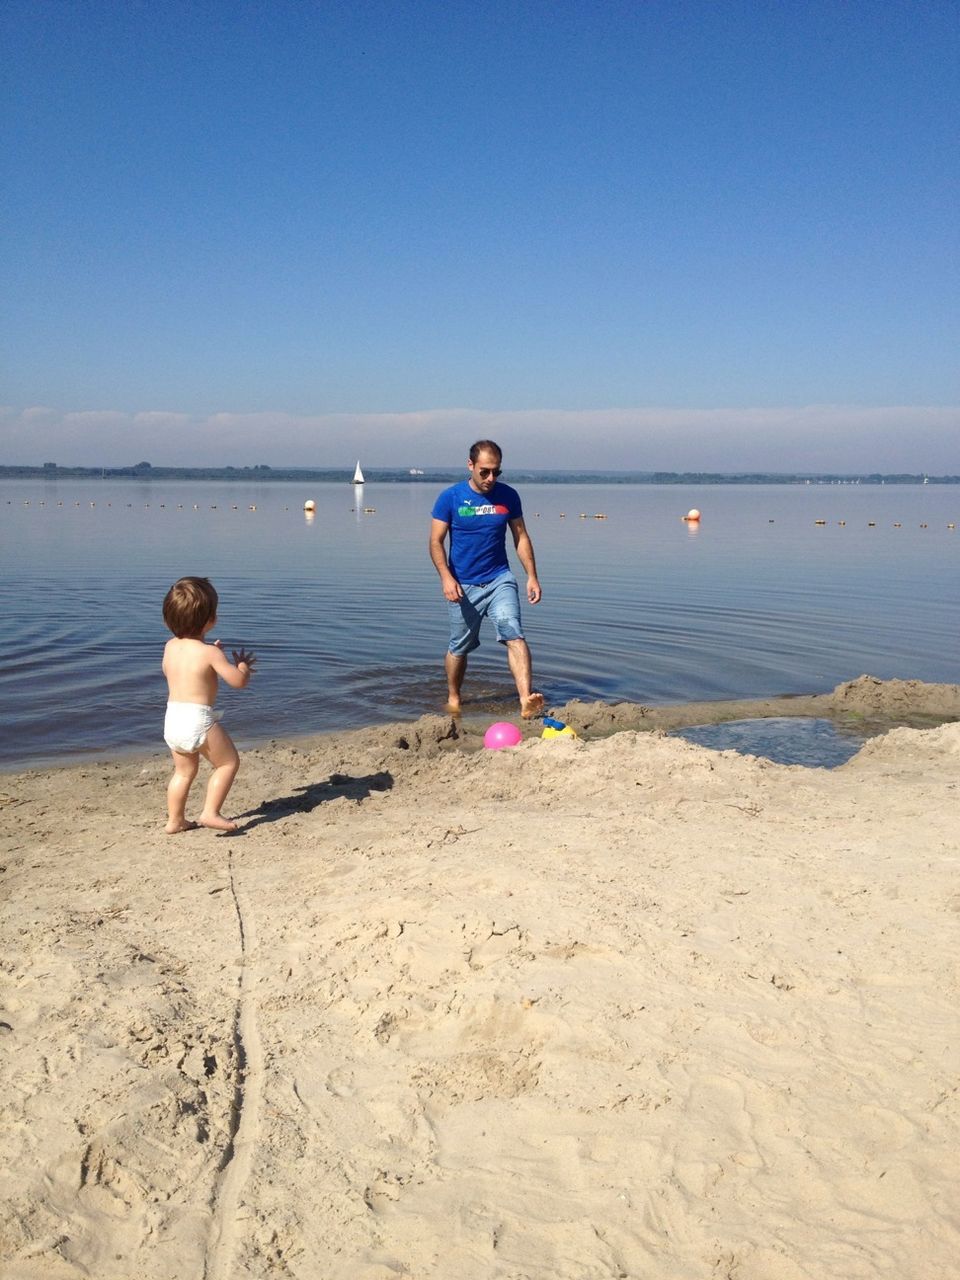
[509,516,542,604]
[429,517,463,601]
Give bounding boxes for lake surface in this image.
[1,477,957,770]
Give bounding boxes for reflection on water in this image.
[673,717,866,768]
[1,478,957,769]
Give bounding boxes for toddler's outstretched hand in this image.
[232,647,257,670]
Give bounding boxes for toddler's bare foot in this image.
[199,813,239,832]
[520,692,545,719]
[165,819,198,835]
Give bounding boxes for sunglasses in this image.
[477,467,502,478]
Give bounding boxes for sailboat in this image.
[352,460,365,485]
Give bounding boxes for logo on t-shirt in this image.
[458,503,510,517]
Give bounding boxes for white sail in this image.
[352,461,365,484]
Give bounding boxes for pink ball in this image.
[483,721,523,750]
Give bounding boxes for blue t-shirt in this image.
[432,480,523,585]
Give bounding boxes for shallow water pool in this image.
[672,716,867,768]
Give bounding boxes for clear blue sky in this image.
[2,0,957,470]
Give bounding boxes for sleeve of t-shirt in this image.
[431,488,455,523]
[506,487,523,519]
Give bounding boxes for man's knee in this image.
[448,633,481,656]
[496,623,525,646]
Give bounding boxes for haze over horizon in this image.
[2,1,957,473]
[2,404,958,475]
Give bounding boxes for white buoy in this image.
[684,508,701,522]
[303,499,316,512]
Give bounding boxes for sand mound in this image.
[828,673,960,718]
[553,673,960,737]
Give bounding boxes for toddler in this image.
[161,576,256,833]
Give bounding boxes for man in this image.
[429,440,545,719]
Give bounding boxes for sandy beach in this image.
[2,676,959,1280]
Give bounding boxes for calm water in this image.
[674,717,867,768]
[1,477,957,769]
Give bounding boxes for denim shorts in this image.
[447,571,524,656]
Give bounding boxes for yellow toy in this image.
[541,716,578,740]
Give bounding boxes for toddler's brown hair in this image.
[162,576,219,638]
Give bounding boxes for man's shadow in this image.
[231,771,394,833]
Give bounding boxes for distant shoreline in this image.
[2,464,958,485]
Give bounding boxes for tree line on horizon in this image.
[1,462,957,484]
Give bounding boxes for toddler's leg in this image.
[166,750,200,834]
[198,723,241,831]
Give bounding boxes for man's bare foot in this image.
[444,699,462,716]
[199,813,239,832]
[165,819,198,835]
[520,692,545,719]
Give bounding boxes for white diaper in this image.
[164,701,222,753]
